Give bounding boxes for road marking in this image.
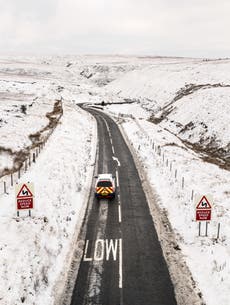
[118,205,121,223]
[102,116,110,134]
[119,238,123,289]
[83,240,93,261]
[112,145,115,154]
[83,239,119,261]
[106,239,118,261]
[116,170,119,187]
[94,239,105,261]
[112,156,121,167]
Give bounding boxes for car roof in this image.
[97,173,113,180]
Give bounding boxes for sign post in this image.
[15,183,34,216]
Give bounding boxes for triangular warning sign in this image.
[17,184,33,198]
[196,196,212,209]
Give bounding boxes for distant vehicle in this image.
[95,174,116,200]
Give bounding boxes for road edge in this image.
[53,105,98,305]
[115,116,205,305]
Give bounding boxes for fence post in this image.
[11,173,13,186]
[191,190,194,201]
[175,169,177,179]
[33,152,36,163]
[25,160,27,172]
[18,168,21,179]
[4,181,6,194]
[216,223,220,240]
[182,177,184,189]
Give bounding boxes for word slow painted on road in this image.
[83,239,122,262]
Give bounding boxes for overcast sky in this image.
[0,0,229,58]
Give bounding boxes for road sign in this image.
[196,209,211,221]
[196,195,212,209]
[16,183,34,210]
[196,195,212,221]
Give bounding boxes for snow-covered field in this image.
[103,57,230,305]
[0,55,229,305]
[0,57,97,304]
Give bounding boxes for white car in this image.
[95,174,116,199]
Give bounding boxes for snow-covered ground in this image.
[0,55,229,305]
[0,57,97,305]
[103,57,230,305]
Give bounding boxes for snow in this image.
[0,101,97,305]
[0,57,97,305]
[104,57,230,305]
[0,55,230,305]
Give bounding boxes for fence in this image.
[0,118,60,196]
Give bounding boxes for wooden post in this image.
[33,152,36,163]
[166,159,168,167]
[175,169,177,179]
[18,168,20,179]
[11,174,13,186]
[29,154,31,167]
[170,162,172,171]
[4,181,6,194]
[198,222,201,236]
[191,190,194,201]
[182,177,184,189]
[217,223,220,240]
[25,160,27,172]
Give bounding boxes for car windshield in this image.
[97,180,112,187]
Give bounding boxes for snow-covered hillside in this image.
[103,57,230,305]
[106,58,230,170]
[0,55,229,305]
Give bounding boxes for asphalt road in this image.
[70,108,177,305]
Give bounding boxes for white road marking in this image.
[84,201,108,300]
[112,156,121,167]
[83,239,119,262]
[102,116,110,134]
[116,170,119,187]
[83,240,93,261]
[112,145,115,154]
[119,238,123,289]
[94,239,105,261]
[118,205,122,223]
[106,239,118,261]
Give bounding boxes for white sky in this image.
[0,0,229,58]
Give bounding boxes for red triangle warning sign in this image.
[196,196,212,209]
[17,184,33,198]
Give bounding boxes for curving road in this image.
[70,108,177,305]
